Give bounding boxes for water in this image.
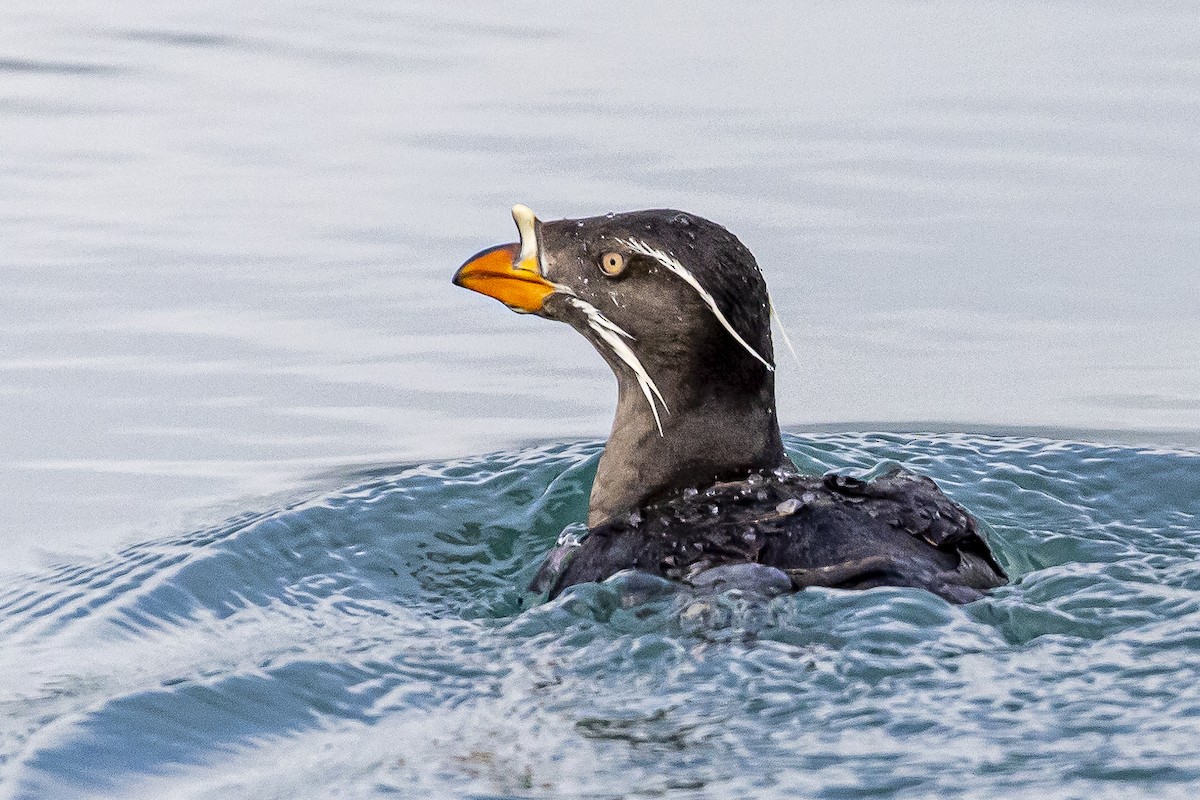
[3,1,1199,566]
[2,433,1199,798]
[3,2,1200,797]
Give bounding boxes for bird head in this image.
[454,205,788,523]
[454,205,777,434]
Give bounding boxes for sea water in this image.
[4,2,1200,797]
[3,0,1199,563]
[3,432,1199,798]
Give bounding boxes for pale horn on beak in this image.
[452,204,555,314]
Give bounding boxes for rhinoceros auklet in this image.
[453,205,1007,603]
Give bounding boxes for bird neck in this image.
[588,368,788,527]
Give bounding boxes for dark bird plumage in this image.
[454,205,1007,603]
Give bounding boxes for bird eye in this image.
[599,251,625,277]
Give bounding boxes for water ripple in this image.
[0,57,122,76]
[2,433,1199,797]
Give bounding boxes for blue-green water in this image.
[3,432,1199,799]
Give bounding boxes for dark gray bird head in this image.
[454,205,789,526]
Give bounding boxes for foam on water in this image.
[3,432,1199,799]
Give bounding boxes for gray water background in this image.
[2,4,1198,564]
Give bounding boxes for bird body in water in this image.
[453,205,1007,603]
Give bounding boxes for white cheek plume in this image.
[566,296,668,437]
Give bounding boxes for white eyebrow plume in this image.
[617,238,775,372]
[566,296,668,436]
[770,302,802,368]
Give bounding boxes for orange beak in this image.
[453,242,557,314]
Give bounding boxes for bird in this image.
[453,205,1007,603]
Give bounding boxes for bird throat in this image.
[587,369,788,527]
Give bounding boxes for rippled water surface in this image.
[3,433,1199,799]
[4,2,1200,797]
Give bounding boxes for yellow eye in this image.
[599,251,625,276]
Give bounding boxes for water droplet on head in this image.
[605,212,615,219]
[746,473,764,487]
[628,511,642,526]
[683,487,699,498]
